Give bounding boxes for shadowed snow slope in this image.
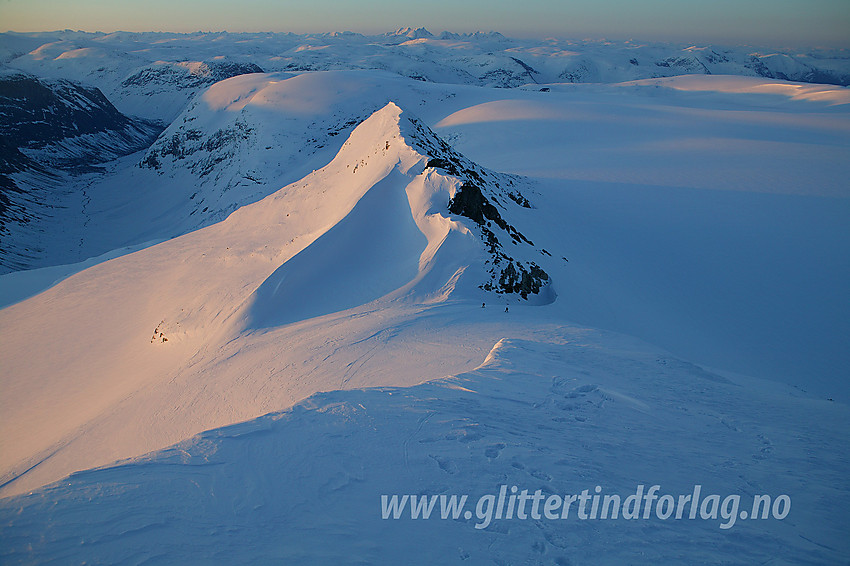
[0,101,551,497]
[247,168,429,327]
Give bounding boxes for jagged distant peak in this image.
[389,27,434,39]
[324,31,365,39]
[465,30,508,40]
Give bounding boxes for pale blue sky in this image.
[1,0,848,46]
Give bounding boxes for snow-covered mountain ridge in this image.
[0,100,556,499]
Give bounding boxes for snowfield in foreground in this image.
[2,320,848,564]
[0,54,848,565]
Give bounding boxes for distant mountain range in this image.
[2,30,848,123]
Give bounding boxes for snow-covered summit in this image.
[247,101,552,328]
[0,99,554,497]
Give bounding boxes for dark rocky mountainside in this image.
[121,61,264,90]
[0,71,163,272]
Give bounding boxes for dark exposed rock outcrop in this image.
[405,118,551,300]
